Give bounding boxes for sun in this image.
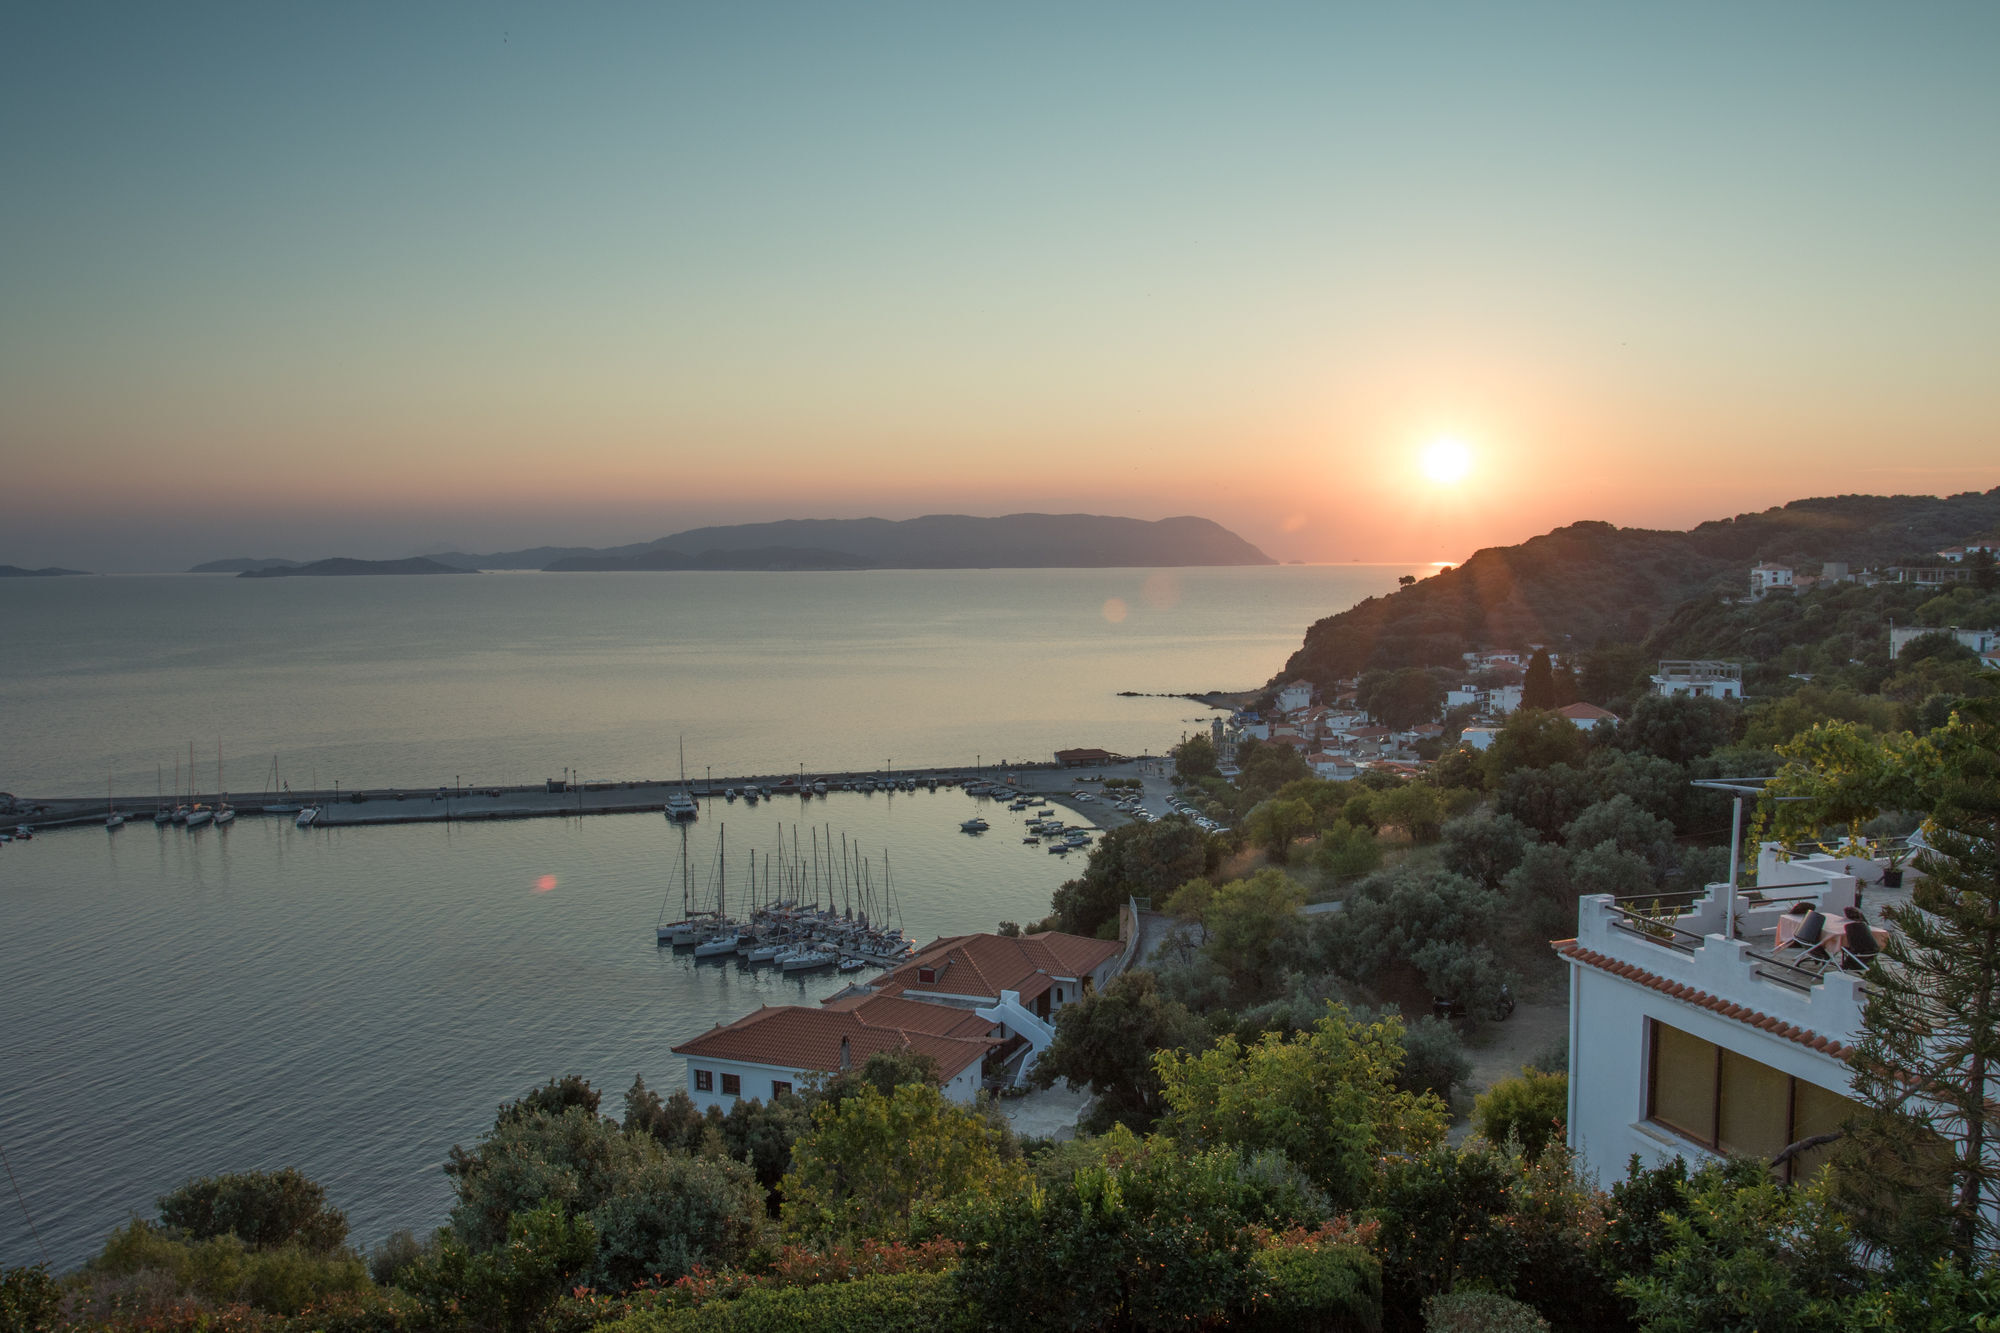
[1420,437,1472,484]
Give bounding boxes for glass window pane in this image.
[1718,1050,1791,1160]
[1650,1023,1717,1144]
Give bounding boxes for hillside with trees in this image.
[1274,490,2000,690]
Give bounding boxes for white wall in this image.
[1566,964,1855,1185]
[681,1051,983,1113]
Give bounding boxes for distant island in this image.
[196,512,1276,573]
[548,545,876,572]
[237,557,471,579]
[193,557,304,574]
[0,564,88,577]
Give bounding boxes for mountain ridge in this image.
[191,513,1274,572]
[1272,490,2000,689]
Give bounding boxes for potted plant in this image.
[1877,839,1910,889]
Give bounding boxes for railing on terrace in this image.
[1744,945,1882,997]
[1603,898,1707,955]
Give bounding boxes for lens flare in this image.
[534,874,558,893]
[1101,597,1129,624]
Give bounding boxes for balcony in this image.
[1572,843,1911,1050]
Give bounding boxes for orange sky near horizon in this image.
[3,5,1996,570]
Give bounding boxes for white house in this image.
[1555,702,1619,731]
[1308,752,1360,781]
[671,929,1121,1109]
[671,997,1000,1113]
[1749,563,1794,597]
[1561,845,1903,1187]
[858,930,1123,1087]
[1651,660,1743,699]
[1888,625,2000,660]
[1445,686,1482,712]
[1938,541,1999,563]
[1460,726,1500,751]
[1277,680,1315,714]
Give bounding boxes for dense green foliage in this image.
[156,1168,349,1254]
[1048,818,1214,935]
[1471,1071,1569,1159]
[1029,969,1212,1133]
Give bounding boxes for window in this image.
[694,1069,713,1092]
[772,1080,792,1098]
[918,967,936,983]
[1646,1019,1859,1180]
[1056,987,1065,1004]
[721,1073,741,1096]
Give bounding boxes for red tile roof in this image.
[820,992,998,1040]
[1555,940,1855,1061]
[878,930,1120,1003]
[671,1003,998,1081]
[1557,702,1619,722]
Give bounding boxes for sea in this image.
[0,565,1415,1267]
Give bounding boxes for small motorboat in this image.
[838,956,866,973]
[960,817,989,833]
[296,806,319,828]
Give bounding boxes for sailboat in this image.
[105,772,125,830]
[693,827,741,957]
[663,737,698,822]
[212,740,236,827]
[154,764,172,825]
[656,824,708,945]
[262,755,302,815]
[185,743,212,827]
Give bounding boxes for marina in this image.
[0,788,1085,1268]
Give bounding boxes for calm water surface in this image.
[0,566,1412,1266]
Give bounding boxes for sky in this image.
[2,3,1996,571]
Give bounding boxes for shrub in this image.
[83,1219,368,1318]
[0,1264,62,1333]
[367,1228,429,1287]
[1423,1289,1549,1333]
[598,1269,978,1333]
[1242,1225,1384,1332]
[157,1167,348,1252]
[1398,1016,1473,1104]
[1472,1072,1568,1159]
[1315,820,1384,879]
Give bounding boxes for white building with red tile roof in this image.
[1555,702,1619,731]
[670,930,1122,1109]
[1749,562,1794,597]
[670,992,1002,1113]
[1560,845,1898,1187]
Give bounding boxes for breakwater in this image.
[6,759,1139,831]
